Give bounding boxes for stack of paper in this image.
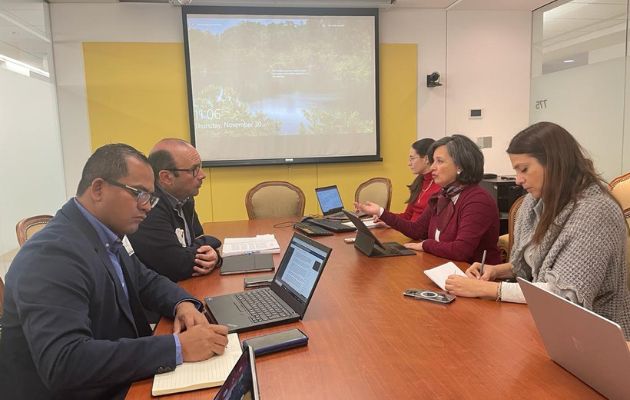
[424,262,466,291]
[342,219,380,229]
[152,333,241,396]
[222,234,281,257]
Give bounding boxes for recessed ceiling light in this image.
[0,54,49,78]
[563,59,575,63]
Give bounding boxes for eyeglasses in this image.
[104,179,160,209]
[167,165,201,177]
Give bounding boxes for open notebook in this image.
[152,333,241,396]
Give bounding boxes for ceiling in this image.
[41,0,553,10]
[0,0,553,77]
[535,0,628,73]
[2,0,626,78]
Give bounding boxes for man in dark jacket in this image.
[0,144,228,399]
[128,139,222,282]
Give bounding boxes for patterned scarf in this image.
[428,184,466,230]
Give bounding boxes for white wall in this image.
[0,68,66,255]
[381,9,531,175]
[50,3,182,196]
[380,8,447,140]
[51,4,532,185]
[446,10,532,176]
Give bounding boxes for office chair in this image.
[497,195,525,262]
[245,181,306,219]
[0,275,4,317]
[16,215,53,246]
[355,177,393,211]
[609,172,630,289]
[610,172,630,218]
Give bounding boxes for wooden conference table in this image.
[126,218,603,400]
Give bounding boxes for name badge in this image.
[121,235,135,256]
[175,228,186,247]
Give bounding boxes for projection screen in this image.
[182,7,380,166]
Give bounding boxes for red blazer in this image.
[381,184,501,264]
[395,173,441,222]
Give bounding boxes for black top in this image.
[128,186,222,282]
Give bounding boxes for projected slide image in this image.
[188,15,376,140]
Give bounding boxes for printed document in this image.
[222,234,281,257]
[342,219,379,228]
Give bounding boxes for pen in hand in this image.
[479,250,487,279]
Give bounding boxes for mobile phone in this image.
[242,328,309,356]
[403,288,455,304]
[344,237,356,244]
[243,275,274,289]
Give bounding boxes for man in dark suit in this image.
[0,144,228,399]
[129,139,222,281]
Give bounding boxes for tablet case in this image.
[242,329,308,356]
[220,253,275,275]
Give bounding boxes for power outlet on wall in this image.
[476,136,492,149]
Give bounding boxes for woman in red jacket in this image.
[395,138,441,222]
[356,134,501,264]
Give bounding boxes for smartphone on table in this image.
[403,288,455,304]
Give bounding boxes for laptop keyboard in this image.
[310,218,356,232]
[382,242,415,256]
[235,289,293,323]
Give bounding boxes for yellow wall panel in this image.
[83,42,190,151]
[83,42,417,223]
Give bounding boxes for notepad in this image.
[151,333,241,396]
[424,262,466,291]
[222,234,281,257]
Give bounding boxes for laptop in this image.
[213,346,260,400]
[315,185,366,220]
[206,233,332,333]
[343,210,415,257]
[518,278,630,399]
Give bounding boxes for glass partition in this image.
[0,0,66,257]
[531,0,628,180]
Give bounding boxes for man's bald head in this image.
[147,139,194,178]
[150,138,192,155]
[148,138,205,200]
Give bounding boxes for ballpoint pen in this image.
[479,250,487,278]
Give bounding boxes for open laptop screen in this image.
[213,347,260,400]
[274,235,330,304]
[315,185,344,214]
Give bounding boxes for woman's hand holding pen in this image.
[445,275,499,299]
[466,262,497,281]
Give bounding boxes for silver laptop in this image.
[518,278,630,399]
